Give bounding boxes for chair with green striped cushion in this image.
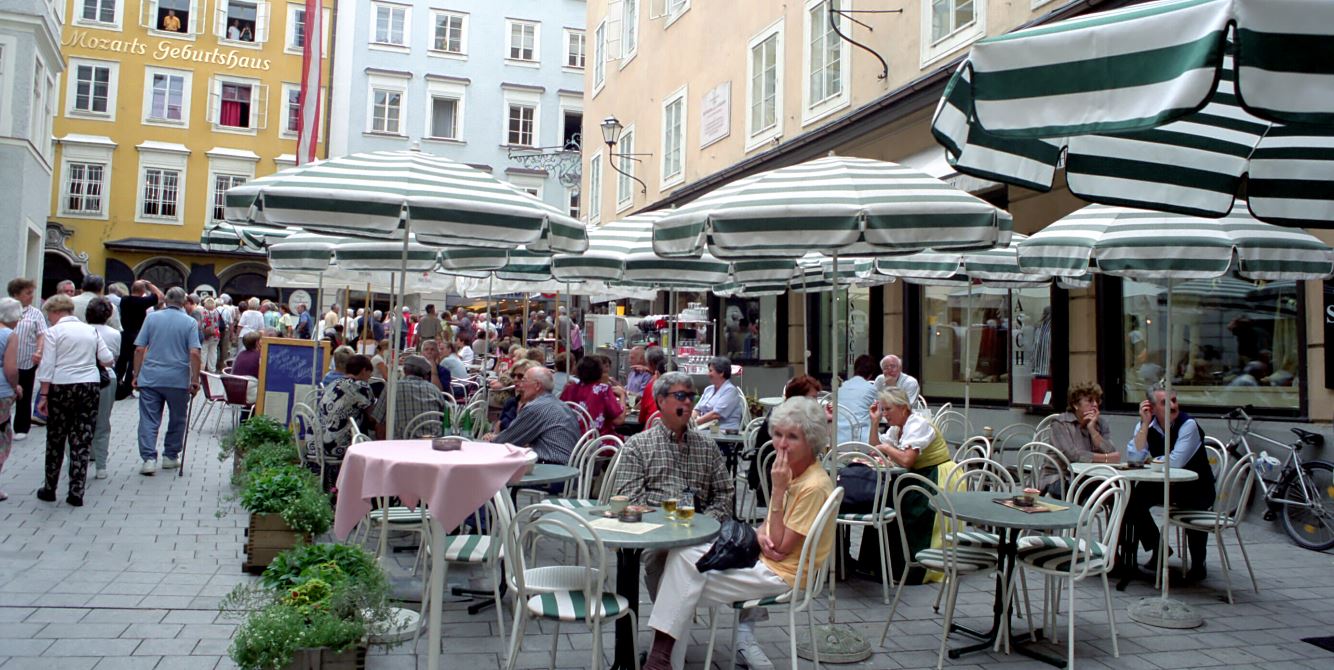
[824,444,898,607]
[545,435,623,508]
[702,487,846,670]
[352,497,430,576]
[879,474,998,670]
[418,489,511,650]
[1166,453,1258,604]
[997,474,1129,663]
[502,504,631,670]
[943,457,1015,550]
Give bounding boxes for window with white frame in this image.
[288,4,306,49]
[64,162,107,215]
[922,0,984,65]
[509,175,543,199]
[211,79,266,130]
[747,22,782,146]
[431,10,466,54]
[565,29,585,69]
[587,151,602,223]
[804,0,850,122]
[661,89,685,187]
[621,0,639,61]
[371,87,403,134]
[372,2,407,46]
[142,167,181,220]
[506,103,536,146]
[217,0,267,43]
[507,20,538,62]
[31,60,54,156]
[429,96,459,139]
[593,22,606,91]
[567,188,580,219]
[68,60,117,117]
[666,0,690,22]
[211,174,247,221]
[615,127,635,209]
[148,0,197,35]
[0,44,7,135]
[145,68,190,124]
[79,0,117,25]
[282,83,300,135]
[560,106,582,148]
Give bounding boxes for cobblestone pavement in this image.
[1,397,1332,669]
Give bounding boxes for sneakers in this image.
[95,467,108,480]
[140,459,158,476]
[161,456,181,470]
[735,639,775,670]
[13,432,26,441]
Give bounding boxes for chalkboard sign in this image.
[1325,280,1334,390]
[256,337,331,426]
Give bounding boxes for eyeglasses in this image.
[667,391,694,402]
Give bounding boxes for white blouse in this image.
[36,316,115,385]
[879,413,936,452]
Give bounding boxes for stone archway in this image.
[134,257,189,289]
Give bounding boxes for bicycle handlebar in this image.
[1225,407,1252,436]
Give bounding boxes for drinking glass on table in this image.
[677,491,696,526]
[663,496,678,520]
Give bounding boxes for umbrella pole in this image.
[802,271,810,376]
[564,281,573,375]
[311,272,323,391]
[964,281,973,422]
[384,223,409,442]
[830,252,840,447]
[1129,279,1202,629]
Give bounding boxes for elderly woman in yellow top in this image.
[868,387,957,584]
[642,396,835,670]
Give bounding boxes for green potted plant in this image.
[232,440,302,489]
[239,466,332,571]
[223,543,396,670]
[222,416,296,474]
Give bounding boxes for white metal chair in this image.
[953,435,992,462]
[289,403,320,472]
[744,441,778,523]
[403,411,445,439]
[703,487,846,670]
[565,400,595,433]
[931,409,972,447]
[503,504,634,670]
[734,417,768,518]
[1000,474,1130,662]
[1017,441,1072,499]
[419,489,511,647]
[1167,453,1259,604]
[835,404,867,444]
[546,434,624,509]
[879,473,999,669]
[826,446,897,606]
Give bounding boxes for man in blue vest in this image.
[1125,385,1216,582]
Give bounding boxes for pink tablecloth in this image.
[333,440,531,539]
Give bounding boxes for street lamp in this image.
[600,115,648,195]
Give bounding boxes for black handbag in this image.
[97,366,111,389]
[695,517,760,573]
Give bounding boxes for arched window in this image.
[137,259,187,289]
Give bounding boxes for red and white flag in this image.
[296,0,323,164]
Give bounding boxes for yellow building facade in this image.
[46,0,331,299]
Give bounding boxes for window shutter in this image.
[647,0,666,20]
[191,0,204,35]
[253,83,268,129]
[207,82,219,124]
[214,0,226,38]
[605,0,623,60]
[255,1,270,44]
[140,0,156,29]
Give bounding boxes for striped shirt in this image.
[494,392,581,465]
[12,305,47,370]
[613,422,735,521]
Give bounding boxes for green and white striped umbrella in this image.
[333,237,441,273]
[875,232,1090,288]
[223,150,588,252]
[932,0,1334,226]
[200,222,292,254]
[267,232,338,272]
[652,155,1012,259]
[1017,202,1334,281]
[553,212,743,287]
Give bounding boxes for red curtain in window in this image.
[221,100,243,126]
[220,85,250,127]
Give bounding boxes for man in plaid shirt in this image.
[614,371,734,581]
[371,355,446,439]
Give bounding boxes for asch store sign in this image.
[63,30,273,72]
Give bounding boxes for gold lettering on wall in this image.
[62,30,274,72]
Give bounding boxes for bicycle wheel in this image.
[1279,460,1334,551]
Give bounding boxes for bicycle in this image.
[1222,408,1334,551]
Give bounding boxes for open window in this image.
[216,0,268,43]
[562,110,582,149]
[143,0,201,36]
[209,78,267,131]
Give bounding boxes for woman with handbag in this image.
[34,294,113,506]
[86,298,121,481]
[642,397,836,670]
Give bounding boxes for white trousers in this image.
[647,543,789,643]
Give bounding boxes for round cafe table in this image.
[931,490,1081,666]
[333,439,531,670]
[513,463,580,488]
[1069,462,1199,590]
[536,506,721,670]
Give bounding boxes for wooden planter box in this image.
[243,513,311,573]
[283,646,367,670]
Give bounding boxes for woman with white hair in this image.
[200,297,222,372]
[0,297,24,500]
[238,297,265,338]
[642,396,836,670]
[35,294,113,506]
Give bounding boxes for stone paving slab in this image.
[2,398,1332,669]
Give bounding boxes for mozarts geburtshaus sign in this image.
[63,30,273,72]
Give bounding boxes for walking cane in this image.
[179,387,196,477]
